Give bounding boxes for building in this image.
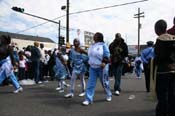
[128,44,147,56]
[0,31,57,50]
[84,31,94,46]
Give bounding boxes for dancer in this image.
[82,32,112,105]
[0,35,23,93]
[65,38,88,98]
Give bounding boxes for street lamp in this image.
[61,0,69,44]
[12,7,24,13]
[12,6,61,46]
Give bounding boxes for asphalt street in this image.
[0,73,156,116]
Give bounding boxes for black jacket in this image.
[155,33,175,73]
[109,38,128,65]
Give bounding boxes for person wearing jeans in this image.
[0,35,23,93]
[134,55,142,79]
[109,33,128,96]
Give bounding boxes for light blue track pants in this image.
[85,65,112,102]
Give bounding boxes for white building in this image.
[0,31,57,50]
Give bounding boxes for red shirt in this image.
[167,25,175,35]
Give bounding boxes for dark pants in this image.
[31,60,40,83]
[156,73,175,116]
[143,63,150,92]
[18,67,25,80]
[39,61,44,81]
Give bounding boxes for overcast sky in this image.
[0,0,174,45]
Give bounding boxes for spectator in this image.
[167,17,175,35]
[141,41,154,92]
[154,19,175,116]
[109,33,128,96]
[39,43,45,82]
[18,53,26,80]
[134,54,142,79]
[30,41,41,84]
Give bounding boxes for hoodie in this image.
[155,33,175,73]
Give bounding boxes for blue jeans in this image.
[135,65,142,78]
[112,64,123,91]
[85,65,112,102]
[0,72,20,89]
[0,58,20,89]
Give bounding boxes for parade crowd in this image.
[0,17,175,116]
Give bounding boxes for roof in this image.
[0,31,55,43]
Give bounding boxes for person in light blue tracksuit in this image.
[64,38,88,98]
[134,54,142,79]
[0,35,23,93]
[53,51,68,93]
[82,32,112,106]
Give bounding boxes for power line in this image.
[70,0,148,15]
[16,0,148,33]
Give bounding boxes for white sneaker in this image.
[13,87,23,93]
[64,93,74,98]
[56,87,61,91]
[59,89,64,93]
[38,81,43,84]
[106,96,112,102]
[82,100,92,106]
[63,81,70,87]
[64,83,70,87]
[114,91,120,96]
[78,92,85,97]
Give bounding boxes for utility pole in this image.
[58,20,61,47]
[66,0,69,43]
[134,8,144,55]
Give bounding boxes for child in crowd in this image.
[53,50,68,93]
[18,53,26,80]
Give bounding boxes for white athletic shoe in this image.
[82,100,92,106]
[114,90,120,96]
[78,92,85,97]
[64,93,74,98]
[106,96,112,102]
[59,89,64,93]
[13,87,23,93]
[56,87,61,91]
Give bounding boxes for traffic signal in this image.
[59,36,65,45]
[12,6,24,13]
